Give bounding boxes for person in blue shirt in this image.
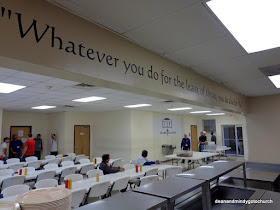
[181,134,191,163]
[10,134,23,158]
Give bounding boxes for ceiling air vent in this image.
[259,64,280,76]
[73,83,96,90]
[163,100,174,103]
[63,105,75,108]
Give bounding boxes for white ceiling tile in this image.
[1,77,39,86]
[13,72,53,82]
[0,67,19,76]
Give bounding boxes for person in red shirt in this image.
[21,133,36,161]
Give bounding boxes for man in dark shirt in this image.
[34,134,43,160]
[99,154,125,175]
[181,134,191,163]
[211,131,217,144]
[199,131,208,161]
[10,134,23,158]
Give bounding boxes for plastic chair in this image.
[130,160,137,166]
[85,181,111,203]
[61,157,72,163]
[1,184,30,197]
[44,164,58,170]
[45,155,55,159]
[111,158,122,167]
[27,161,41,170]
[79,164,95,175]
[1,176,25,190]
[17,167,35,175]
[61,161,74,167]
[0,160,4,165]
[86,169,104,178]
[79,158,90,164]
[64,174,83,182]
[34,179,58,189]
[35,171,56,183]
[6,158,20,164]
[8,163,25,172]
[59,167,77,183]
[0,169,14,176]
[74,156,86,164]
[165,166,183,178]
[144,168,158,176]
[108,176,130,197]
[123,164,135,170]
[47,158,61,165]
[139,175,159,187]
[71,188,87,208]
[67,153,76,161]
[25,156,38,162]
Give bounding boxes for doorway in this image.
[222,125,244,156]
[191,125,198,151]
[74,125,90,156]
[10,126,32,142]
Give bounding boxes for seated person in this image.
[136,150,159,166]
[99,154,124,175]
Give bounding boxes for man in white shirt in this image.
[136,150,157,165]
[0,137,10,164]
[50,134,58,155]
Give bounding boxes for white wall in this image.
[92,110,131,163]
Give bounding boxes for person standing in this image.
[199,131,208,161]
[34,134,43,160]
[50,134,58,156]
[21,133,36,161]
[211,131,217,144]
[180,134,191,163]
[0,137,10,164]
[10,134,23,158]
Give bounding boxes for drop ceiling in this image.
[0,67,230,115]
[47,0,280,96]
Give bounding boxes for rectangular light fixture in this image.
[190,111,211,114]
[206,113,225,116]
[31,105,56,110]
[268,75,280,88]
[0,82,26,93]
[207,0,280,53]
[168,107,192,111]
[73,96,106,102]
[124,104,152,108]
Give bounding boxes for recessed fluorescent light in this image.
[206,113,225,116]
[0,82,26,93]
[207,0,280,53]
[168,107,192,111]
[190,111,211,114]
[31,105,56,110]
[268,75,280,88]
[124,104,152,108]
[73,96,106,102]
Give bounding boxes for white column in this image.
[242,114,249,161]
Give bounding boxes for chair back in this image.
[61,161,74,167]
[64,174,83,182]
[87,181,110,199]
[44,163,58,169]
[1,176,25,190]
[111,176,130,192]
[45,155,55,159]
[86,169,104,178]
[61,157,72,163]
[27,161,41,169]
[71,188,87,208]
[130,160,137,166]
[17,167,35,175]
[60,167,77,178]
[47,158,61,165]
[6,158,20,164]
[2,184,29,197]
[66,153,76,161]
[36,171,56,182]
[79,158,90,164]
[8,163,25,172]
[74,156,85,164]
[25,156,38,162]
[79,164,95,175]
[144,168,158,176]
[111,159,122,167]
[0,169,14,176]
[0,160,4,165]
[139,175,159,186]
[165,166,183,178]
[123,164,135,170]
[34,179,58,189]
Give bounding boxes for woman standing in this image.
[50,134,58,155]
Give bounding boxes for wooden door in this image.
[191,125,198,151]
[74,125,90,156]
[10,126,32,142]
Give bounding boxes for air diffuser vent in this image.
[63,105,75,108]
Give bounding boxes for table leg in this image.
[242,163,247,188]
[202,181,211,210]
[166,201,174,210]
